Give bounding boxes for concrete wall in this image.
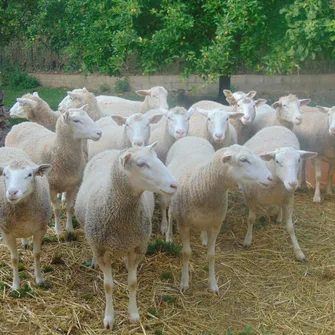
[31,73,335,99]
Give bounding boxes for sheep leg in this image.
[61,192,66,203]
[180,225,191,292]
[21,238,29,249]
[207,228,220,293]
[97,253,114,329]
[283,197,305,261]
[325,162,335,195]
[127,251,142,323]
[65,189,76,233]
[276,206,283,223]
[243,209,256,248]
[4,234,20,290]
[299,160,307,189]
[313,158,322,203]
[159,194,170,235]
[200,231,208,246]
[166,207,173,243]
[33,230,45,286]
[50,189,62,236]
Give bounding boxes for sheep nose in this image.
[243,115,250,120]
[267,176,273,182]
[215,133,223,139]
[176,129,185,135]
[96,131,102,137]
[296,117,302,122]
[330,128,335,136]
[8,189,19,196]
[289,182,297,189]
[133,140,144,146]
[170,182,178,190]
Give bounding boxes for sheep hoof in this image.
[11,283,20,291]
[295,250,306,262]
[160,226,168,235]
[325,187,333,195]
[129,312,140,323]
[165,235,173,243]
[22,239,29,249]
[313,196,321,203]
[209,283,219,294]
[180,282,189,292]
[243,238,252,248]
[37,278,45,287]
[104,316,114,330]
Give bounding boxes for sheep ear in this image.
[299,99,311,106]
[0,165,5,176]
[196,107,208,117]
[316,105,329,113]
[228,112,244,120]
[111,115,128,125]
[260,151,276,161]
[120,152,132,168]
[80,104,89,112]
[246,91,257,99]
[226,96,238,106]
[63,111,70,123]
[272,101,281,110]
[148,114,163,124]
[33,92,40,98]
[222,154,232,164]
[255,99,267,107]
[17,98,35,106]
[185,107,195,119]
[298,150,318,160]
[34,164,52,177]
[136,89,151,97]
[223,89,233,98]
[146,142,157,151]
[82,87,88,92]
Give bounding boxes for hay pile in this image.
[0,188,335,335]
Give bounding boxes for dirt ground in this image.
[0,187,334,335]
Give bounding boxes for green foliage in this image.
[42,265,54,273]
[146,239,181,257]
[113,78,129,93]
[160,271,173,281]
[51,253,65,265]
[1,66,39,89]
[162,295,176,303]
[99,83,111,92]
[9,283,34,298]
[147,307,158,317]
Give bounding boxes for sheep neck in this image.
[189,151,233,200]
[29,101,59,131]
[276,110,294,130]
[121,125,131,148]
[162,120,176,147]
[87,94,104,120]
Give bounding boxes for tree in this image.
[2,0,335,99]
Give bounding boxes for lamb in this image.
[241,126,317,261]
[223,90,267,144]
[88,112,163,160]
[0,147,52,290]
[165,136,273,292]
[188,101,244,150]
[10,92,61,131]
[5,105,102,236]
[294,105,335,203]
[58,88,105,121]
[249,94,311,136]
[74,144,178,329]
[97,86,169,117]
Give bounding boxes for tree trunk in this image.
[218,75,231,103]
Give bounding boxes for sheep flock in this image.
[1,85,335,333]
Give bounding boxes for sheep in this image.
[241,126,317,261]
[249,94,311,136]
[5,105,102,236]
[58,88,105,121]
[10,92,61,131]
[294,105,335,203]
[0,147,52,290]
[96,86,169,117]
[88,112,163,160]
[188,101,244,150]
[165,136,273,292]
[74,144,178,329]
[223,90,267,144]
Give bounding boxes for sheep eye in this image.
[137,161,147,168]
[73,119,81,123]
[3,173,6,177]
[240,158,250,164]
[28,173,32,177]
[208,118,211,122]
[275,160,282,166]
[226,118,229,121]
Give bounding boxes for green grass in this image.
[146,239,181,257]
[9,283,34,298]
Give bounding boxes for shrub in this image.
[1,66,39,89]
[113,78,129,94]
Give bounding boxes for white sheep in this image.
[97,86,169,117]
[0,147,52,289]
[242,126,317,260]
[58,88,105,121]
[294,105,335,203]
[165,136,273,292]
[74,144,178,329]
[10,92,61,131]
[5,105,102,236]
[88,112,163,160]
[188,101,244,150]
[250,94,311,136]
[223,90,267,144]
